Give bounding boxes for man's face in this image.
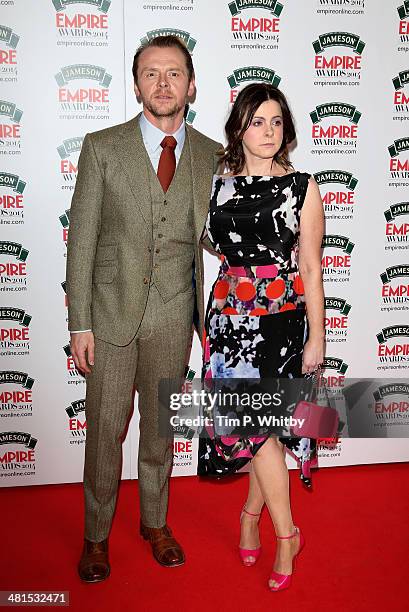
[134,45,195,119]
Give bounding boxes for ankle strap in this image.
[276,526,299,540]
[242,507,261,517]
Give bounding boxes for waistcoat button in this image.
[161,217,166,222]
[143,277,148,284]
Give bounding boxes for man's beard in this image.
[145,97,182,118]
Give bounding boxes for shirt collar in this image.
[139,112,185,156]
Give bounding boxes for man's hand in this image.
[70,331,95,375]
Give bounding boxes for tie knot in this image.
[161,135,177,150]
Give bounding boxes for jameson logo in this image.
[0,24,19,49]
[63,344,85,384]
[0,371,34,417]
[0,308,31,356]
[321,235,353,282]
[0,172,26,193]
[398,2,409,44]
[393,70,409,90]
[388,138,409,180]
[325,297,351,314]
[0,431,37,448]
[0,101,22,148]
[0,307,31,326]
[324,297,350,341]
[373,383,409,401]
[314,170,357,220]
[0,370,34,388]
[185,108,196,125]
[313,32,365,54]
[0,241,28,290]
[322,235,354,253]
[323,357,348,374]
[56,65,111,120]
[229,0,281,48]
[313,31,364,84]
[57,137,83,159]
[54,0,110,43]
[381,264,409,284]
[393,70,409,115]
[384,201,409,223]
[55,64,111,87]
[228,66,281,88]
[0,100,22,123]
[141,29,196,53]
[389,137,409,157]
[66,398,85,417]
[59,208,70,243]
[66,399,86,443]
[314,170,358,190]
[310,103,360,153]
[377,326,409,363]
[377,325,409,341]
[310,103,361,124]
[0,241,28,261]
[58,138,82,191]
[52,0,111,11]
[228,0,283,16]
[380,265,409,308]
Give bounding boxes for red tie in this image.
[157,136,177,192]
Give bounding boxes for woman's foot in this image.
[239,508,261,565]
[268,527,301,589]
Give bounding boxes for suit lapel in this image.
[113,114,152,225]
[186,126,215,243]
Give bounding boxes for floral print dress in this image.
[197,172,318,488]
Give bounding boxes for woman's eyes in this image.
[252,120,282,127]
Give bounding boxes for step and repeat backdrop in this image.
[1,0,409,487]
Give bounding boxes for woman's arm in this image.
[298,177,325,373]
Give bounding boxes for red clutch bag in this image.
[290,368,339,439]
[291,400,339,438]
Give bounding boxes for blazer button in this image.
[163,200,167,206]
[161,217,166,222]
[148,247,152,253]
[143,277,149,284]
[158,233,163,239]
[155,248,160,254]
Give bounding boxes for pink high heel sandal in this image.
[268,526,305,592]
[239,507,262,566]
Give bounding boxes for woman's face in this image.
[241,99,284,162]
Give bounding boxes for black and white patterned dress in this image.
[197,172,318,488]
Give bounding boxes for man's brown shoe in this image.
[140,522,185,567]
[78,538,110,582]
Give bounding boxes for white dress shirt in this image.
[71,113,186,334]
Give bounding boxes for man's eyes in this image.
[144,71,181,78]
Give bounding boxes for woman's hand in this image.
[302,337,325,374]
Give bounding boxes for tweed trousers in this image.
[83,283,194,541]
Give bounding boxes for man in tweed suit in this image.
[66,35,222,581]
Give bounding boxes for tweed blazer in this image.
[66,114,222,346]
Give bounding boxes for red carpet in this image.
[1,462,408,612]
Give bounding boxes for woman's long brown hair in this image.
[221,83,296,175]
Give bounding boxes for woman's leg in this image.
[239,463,264,560]
[240,440,288,554]
[251,437,301,588]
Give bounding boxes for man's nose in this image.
[157,75,169,87]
